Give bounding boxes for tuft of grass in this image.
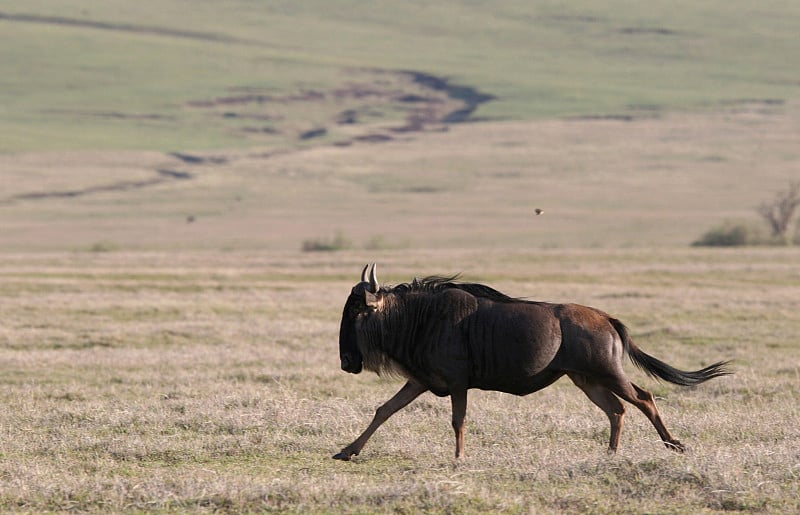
[301,231,353,252]
[87,240,120,253]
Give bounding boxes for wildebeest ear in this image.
[364,290,380,310]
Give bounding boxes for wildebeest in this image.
[334,264,731,460]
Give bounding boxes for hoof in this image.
[332,451,353,461]
[665,440,685,453]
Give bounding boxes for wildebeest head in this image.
[338,263,381,374]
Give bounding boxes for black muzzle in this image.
[340,354,363,374]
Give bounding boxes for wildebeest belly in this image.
[465,301,562,395]
[470,368,565,396]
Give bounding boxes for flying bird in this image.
[534,208,544,215]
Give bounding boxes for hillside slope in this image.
[2,0,799,152]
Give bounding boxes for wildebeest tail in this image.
[609,318,732,386]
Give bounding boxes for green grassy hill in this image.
[2,0,799,152]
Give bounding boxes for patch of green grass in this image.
[87,240,120,252]
[301,231,353,252]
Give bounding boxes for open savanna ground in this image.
[0,248,798,513]
[2,101,799,252]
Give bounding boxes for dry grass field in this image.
[1,248,798,513]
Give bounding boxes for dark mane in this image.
[387,275,518,303]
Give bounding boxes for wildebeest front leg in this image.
[333,380,428,461]
[450,388,468,459]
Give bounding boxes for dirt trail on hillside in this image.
[186,68,496,150]
[0,11,247,44]
[5,169,193,202]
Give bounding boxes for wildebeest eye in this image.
[348,304,364,318]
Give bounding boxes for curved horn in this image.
[368,263,378,293]
[360,264,370,283]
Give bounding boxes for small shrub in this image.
[88,241,120,252]
[301,231,352,252]
[691,221,769,247]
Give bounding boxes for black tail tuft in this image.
[610,318,733,386]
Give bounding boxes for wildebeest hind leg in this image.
[333,380,428,460]
[607,379,685,452]
[568,373,626,453]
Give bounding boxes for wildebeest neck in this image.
[356,285,481,387]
